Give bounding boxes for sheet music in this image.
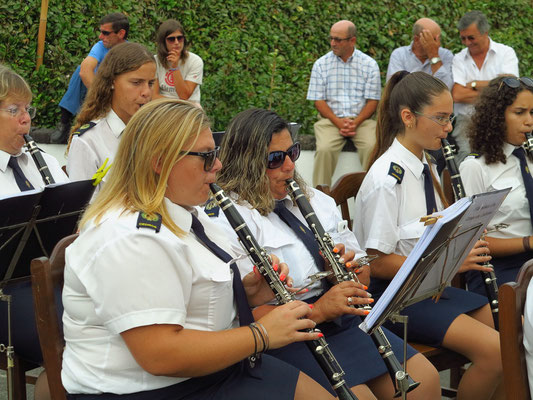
[360,188,510,333]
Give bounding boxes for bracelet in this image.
[254,322,270,352]
[248,325,259,364]
[524,236,532,252]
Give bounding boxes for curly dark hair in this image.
[468,76,533,164]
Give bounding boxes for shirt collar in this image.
[106,109,127,139]
[0,148,27,172]
[391,138,427,178]
[503,141,521,158]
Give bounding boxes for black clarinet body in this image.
[23,134,55,185]
[286,179,420,397]
[209,183,358,400]
[524,132,533,157]
[441,138,499,329]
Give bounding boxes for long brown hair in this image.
[69,42,154,141]
[156,19,190,70]
[371,70,449,207]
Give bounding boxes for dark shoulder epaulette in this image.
[203,197,220,217]
[388,162,404,183]
[72,122,97,137]
[136,211,162,232]
[467,152,481,158]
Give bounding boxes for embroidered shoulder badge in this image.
[467,152,481,158]
[72,121,96,136]
[388,162,404,183]
[203,197,220,217]
[136,211,162,232]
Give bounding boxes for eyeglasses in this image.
[414,111,455,126]
[328,36,353,43]
[460,35,479,42]
[0,105,36,119]
[166,35,185,43]
[99,29,117,36]
[267,142,301,169]
[181,146,220,171]
[498,77,533,91]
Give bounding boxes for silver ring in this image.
[347,297,353,305]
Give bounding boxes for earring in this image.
[111,84,115,90]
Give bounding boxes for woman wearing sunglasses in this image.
[354,71,503,400]
[459,76,533,294]
[213,107,441,399]
[153,19,203,107]
[67,42,155,185]
[62,99,335,400]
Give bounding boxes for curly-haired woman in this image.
[460,76,533,294]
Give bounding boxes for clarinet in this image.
[286,179,420,398]
[210,184,358,400]
[441,138,500,329]
[524,132,533,157]
[23,134,55,185]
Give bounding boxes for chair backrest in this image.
[441,169,455,206]
[499,258,533,400]
[31,233,78,400]
[316,172,366,231]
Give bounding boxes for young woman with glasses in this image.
[460,76,533,294]
[353,71,504,400]
[62,99,335,400]
[67,42,155,186]
[153,19,204,107]
[213,107,441,399]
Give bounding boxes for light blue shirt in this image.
[307,50,381,118]
[386,43,454,89]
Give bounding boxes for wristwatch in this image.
[430,57,441,65]
[471,81,477,90]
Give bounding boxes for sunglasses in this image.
[99,29,116,36]
[166,35,185,43]
[182,146,220,171]
[267,142,301,169]
[498,77,533,90]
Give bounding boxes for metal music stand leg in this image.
[0,289,14,400]
[390,313,410,400]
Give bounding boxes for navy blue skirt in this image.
[267,311,417,393]
[466,252,533,296]
[370,278,488,347]
[67,355,299,400]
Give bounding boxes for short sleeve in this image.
[364,59,381,101]
[459,158,487,197]
[452,54,468,86]
[307,60,326,101]
[386,48,403,82]
[67,136,99,181]
[183,55,203,84]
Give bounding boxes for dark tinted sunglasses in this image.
[499,77,533,90]
[166,35,185,43]
[99,29,116,36]
[182,146,220,171]
[267,142,301,169]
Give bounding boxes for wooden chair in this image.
[316,172,468,397]
[316,172,366,231]
[30,234,78,400]
[499,258,533,400]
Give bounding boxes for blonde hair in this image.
[80,98,210,236]
[0,64,32,103]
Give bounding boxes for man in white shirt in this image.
[451,10,519,163]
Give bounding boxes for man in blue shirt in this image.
[307,20,380,186]
[52,13,129,144]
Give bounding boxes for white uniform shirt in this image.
[523,278,533,398]
[61,199,238,394]
[67,109,125,182]
[460,142,533,238]
[354,138,443,256]
[452,38,519,116]
[0,148,68,196]
[155,53,203,104]
[212,188,366,300]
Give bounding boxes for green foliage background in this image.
[1,0,532,133]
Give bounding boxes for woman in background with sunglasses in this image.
[460,76,533,294]
[153,19,204,107]
[213,107,441,399]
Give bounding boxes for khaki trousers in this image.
[312,117,376,186]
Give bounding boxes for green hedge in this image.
[1,0,532,133]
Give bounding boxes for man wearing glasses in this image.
[386,18,453,90]
[451,10,518,163]
[53,13,129,144]
[307,20,380,186]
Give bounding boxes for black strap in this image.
[8,156,34,191]
[513,147,533,225]
[422,164,437,214]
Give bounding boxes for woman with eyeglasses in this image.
[353,71,503,400]
[213,107,441,399]
[67,42,155,184]
[62,98,335,400]
[459,76,533,295]
[153,19,203,107]
[0,64,69,399]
